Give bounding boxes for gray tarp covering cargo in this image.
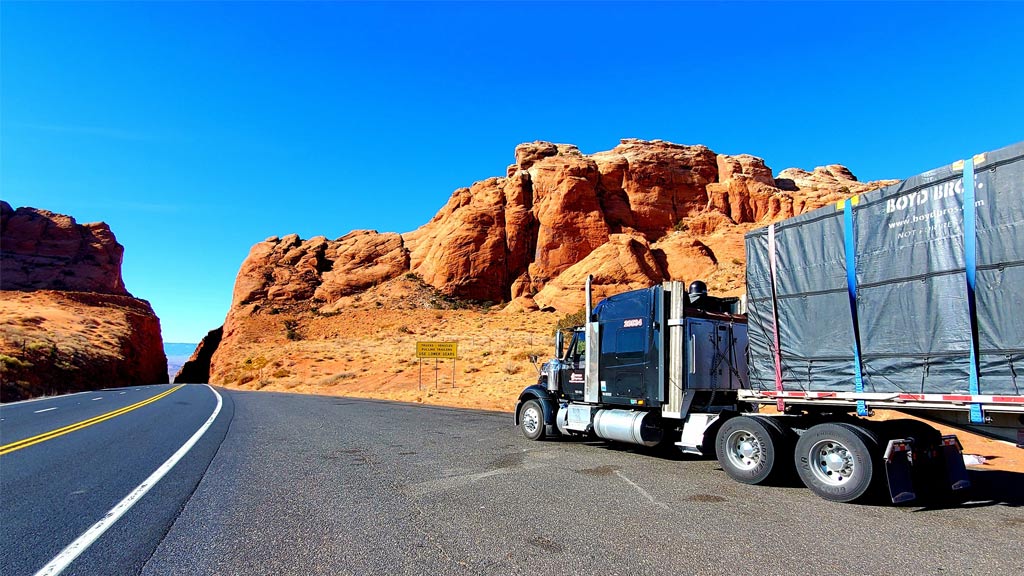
[745,142,1023,396]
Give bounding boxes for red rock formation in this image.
[405,178,511,301]
[232,231,409,310]
[315,231,408,302]
[174,326,223,384]
[198,138,902,392]
[401,139,893,306]
[592,139,719,238]
[534,234,665,312]
[202,138,897,386]
[1,201,128,295]
[223,139,896,316]
[532,232,720,312]
[0,203,167,401]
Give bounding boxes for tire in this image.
[519,399,546,441]
[795,423,878,503]
[715,416,783,485]
[751,415,797,481]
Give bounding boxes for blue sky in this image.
[3,1,1022,343]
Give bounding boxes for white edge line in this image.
[33,385,223,576]
[33,407,58,414]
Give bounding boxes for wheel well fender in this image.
[514,385,557,426]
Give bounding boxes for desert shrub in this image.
[512,349,548,361]
[0,355,32,371]
[322,372,356,385]
[503,361,522,375]
[283,320,301,341]
[26,341,50,353]
[272,368,291,378]
[552,309,586,336]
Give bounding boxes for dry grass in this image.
[208,277,557,412]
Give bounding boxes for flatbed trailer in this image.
[516,142,1024,504]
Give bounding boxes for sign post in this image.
[416,341,458,389]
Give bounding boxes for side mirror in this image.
[555,330,565,359]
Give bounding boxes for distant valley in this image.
[164,343,198,382]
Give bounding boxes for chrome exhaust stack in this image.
[585,274,593,322]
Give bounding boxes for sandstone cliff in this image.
[0,202,168,401]
[173,326,222,384]
[1,202,129,295]
[197,138,895,393]
[220,139,892,316]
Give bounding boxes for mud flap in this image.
[883,439,916,504]
[941,435,971,492]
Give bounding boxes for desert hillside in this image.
[0,201,167,401]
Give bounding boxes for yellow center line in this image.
[0,384,185,457]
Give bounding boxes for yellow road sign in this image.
[416,341,458,359]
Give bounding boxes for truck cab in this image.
[515,279,748,445]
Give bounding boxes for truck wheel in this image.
[715,416,782,485]
[795,423,878,503]
[519,399,546,441]
[751,415,796,481]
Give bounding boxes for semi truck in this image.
[515,142,1024,504]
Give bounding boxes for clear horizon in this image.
[3,1,1023,342]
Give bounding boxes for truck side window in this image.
[565,332,585,365]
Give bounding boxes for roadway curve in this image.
[1,387,1021,575]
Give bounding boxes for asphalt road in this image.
[2,387,1021,576]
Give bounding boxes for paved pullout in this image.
[143,390,1022,576]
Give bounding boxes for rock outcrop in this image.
[1,201,128,295]
[231,231,408,311]
[0,203,167,401]
[218,138,895,322]
[174,326,223,384]
[196,138,897,392]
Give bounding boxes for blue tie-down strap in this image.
[841,199,869,418]
[962,158,983,424]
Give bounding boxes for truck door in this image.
[602,320,648,403]
[562,330,586,401]
[592,288,655,406]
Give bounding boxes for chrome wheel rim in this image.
[523,406,540,435]
[808,439,855,486]
[725,429,762,471]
